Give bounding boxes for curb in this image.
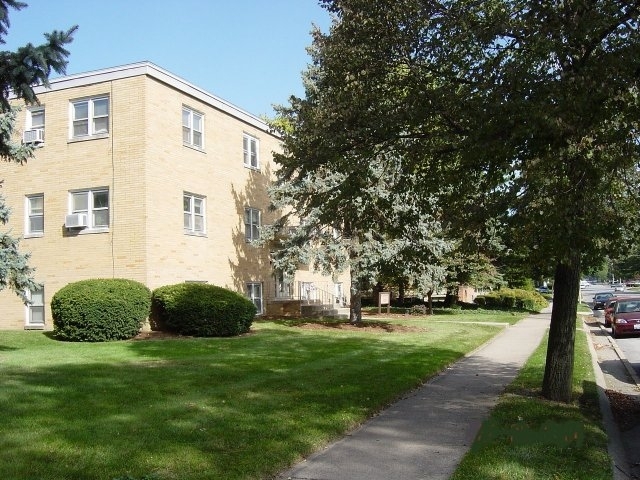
[583,321,632,480]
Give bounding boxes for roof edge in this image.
[28,61,273,133]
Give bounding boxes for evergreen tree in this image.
[264,144,452,322]
[0,0,76,300]
[274,0,640,401]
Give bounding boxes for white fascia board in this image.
[27,61,273,134]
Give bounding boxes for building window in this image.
[71,96,109,138]
[23,107,45,144]
[29,108,45,129]
[274,270,293,299]
[26,286,45,328]
[184,193,206,235]
[247,282,263,314]
[26,194,44,236]
[244,207,260,242]
[182,107,204,149]
[70,188,109,229]
[243,133,259,169]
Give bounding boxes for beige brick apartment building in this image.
[0,62,349,330]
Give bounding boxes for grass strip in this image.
[450,318,611,480]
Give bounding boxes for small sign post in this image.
[378,292,391,314]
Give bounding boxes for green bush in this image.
[151,283,256,337]
[51,279,151,342]
[476,288,548,312]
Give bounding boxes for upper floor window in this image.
[244,207,260,242]
[243,133,259,169]
[25,194,44,236]
[182,107,204,149]
[71,96,109,138]
[29,108,45,129]
[70,188,109,230]
[184,193,206,235]
[23,108,45,145]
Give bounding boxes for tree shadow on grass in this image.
[0,328,467,480]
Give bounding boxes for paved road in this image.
[582,283,640,378]
[613,337,640,378]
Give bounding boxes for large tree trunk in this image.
[349,269,362,324]
[426,290,433,315]
[542,252,580,402]
[398,280,405,305]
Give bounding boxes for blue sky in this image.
[3,0,332,117]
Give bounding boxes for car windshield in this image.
[617,302,640,313]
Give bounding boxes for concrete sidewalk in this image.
[277,310,551,480]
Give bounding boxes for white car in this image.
[612,283,627,292]
[580,280,591,288]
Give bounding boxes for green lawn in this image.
[450,318,611,480]
[0,312,515,480]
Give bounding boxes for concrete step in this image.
[301,304,350,319]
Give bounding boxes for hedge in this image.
[151,283,256,337]
[475,287,548,312]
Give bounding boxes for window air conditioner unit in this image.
[65,213,88,229]
[22,128,45,144]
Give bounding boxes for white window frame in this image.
[182,106,204,149]
[27,107,45,130]
[25,286,45,328]
[70,96,109,139]
[244,207,261,242]
[69,188,109,231]
[183,193,206,235]
[25,194,44,237]
[246,282,263,315]
[243,133,259,169]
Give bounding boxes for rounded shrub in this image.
[151,283,257,337]
[51,278,151,342]
[475,287,548,312]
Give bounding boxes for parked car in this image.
[611,283,627,292]
[611,299,640,338]
[593,292,614,310]
[603,295,640,327]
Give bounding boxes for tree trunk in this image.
[542,251,580,402]
[427,290,433,315]
[350,269,362,324]
[398,280,405,305]
[373,282,382,306]
[444,287,457,307]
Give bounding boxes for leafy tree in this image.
[613,247,640,280]
[0,0,76,300]
[275,0,640,401]
[264,148,452,322]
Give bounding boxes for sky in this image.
[2,0,332,118]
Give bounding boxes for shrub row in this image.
[51,280,256,342]
[475,288,548,312]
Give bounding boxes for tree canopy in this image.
[0,0,76,300]
[272,0,640,401]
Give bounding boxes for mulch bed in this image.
[293,321,427,333]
